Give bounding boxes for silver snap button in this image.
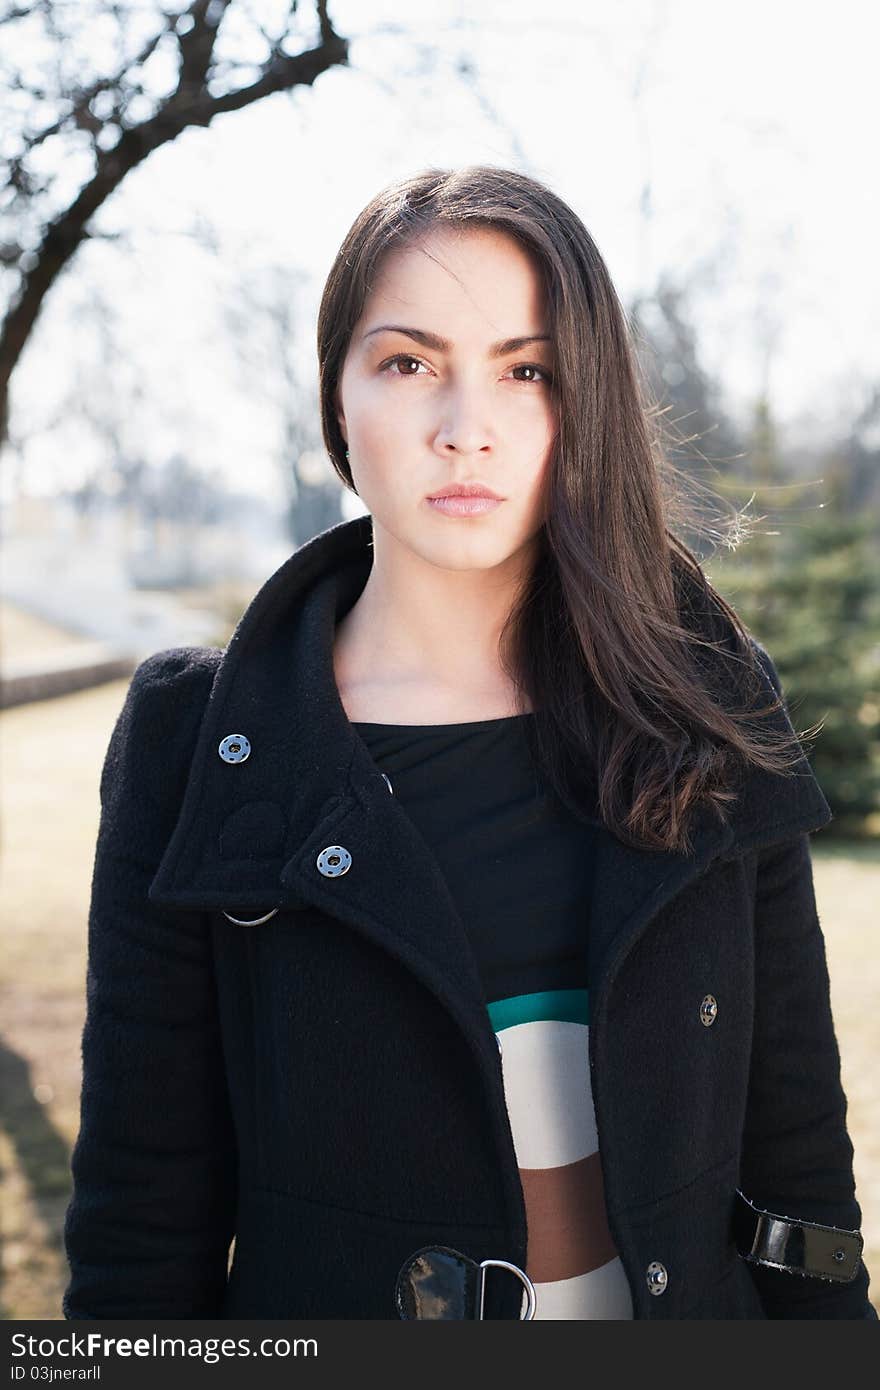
[218,733,251,764]
[316,845,352,878]
[646,1260,668,1295]
[381,771,394,795]
[700,994,718,1027]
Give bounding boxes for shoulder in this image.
[112,646,222,742]
[744,634,784,697]
[673,558,782,705]
[100,646,223,820]
[128,644,223,695]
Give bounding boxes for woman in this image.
[63,165,875,1320]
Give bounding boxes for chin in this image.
[416,531,530,573]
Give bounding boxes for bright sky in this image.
[6,0,879,502]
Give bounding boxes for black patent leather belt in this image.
[733,1188,864,1283]
[396,1246,537,1320]
[395,1192,864,1319]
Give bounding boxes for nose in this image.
[434,380,496,457]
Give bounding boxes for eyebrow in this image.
[361,324,554,357]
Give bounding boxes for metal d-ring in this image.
[221,907,279,926]
[478,1258,537,1320]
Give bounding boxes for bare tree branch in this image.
[0,0,348,446]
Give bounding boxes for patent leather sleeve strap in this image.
[734,1188,864,1284]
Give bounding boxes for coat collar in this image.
[149,512,832,1017]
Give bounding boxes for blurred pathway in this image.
[1,534,225,661]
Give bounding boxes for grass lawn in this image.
[1,676,878,1320]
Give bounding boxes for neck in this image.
[334,518,538,702]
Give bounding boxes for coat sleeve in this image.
[62,648,237,1319]
[739,831,876,1319]
[736,645,876,1318]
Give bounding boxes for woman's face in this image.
[335,225,558,574]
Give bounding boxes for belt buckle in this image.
[479,1258,537,1320]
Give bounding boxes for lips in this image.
[426,484,503,500]
[426,495,503,516]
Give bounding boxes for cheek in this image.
[515,434,554,497]
[513,395,556,452]
[353,395,416,464]
[514,451,554,529]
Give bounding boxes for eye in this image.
[380,354,553,385]
[509,363,553,385]
[380,354,429,377]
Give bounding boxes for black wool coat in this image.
[63,513,876,1320]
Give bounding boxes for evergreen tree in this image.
[710,506,880,837]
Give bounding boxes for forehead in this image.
[362,225,548,333]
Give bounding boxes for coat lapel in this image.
[587,811,730,1008]
[148,513,832,1035]
[148,514,492,1051]
[586,708,832,1006]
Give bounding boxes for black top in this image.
[351,713,596,1005]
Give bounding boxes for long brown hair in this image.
[316,165,812,854]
